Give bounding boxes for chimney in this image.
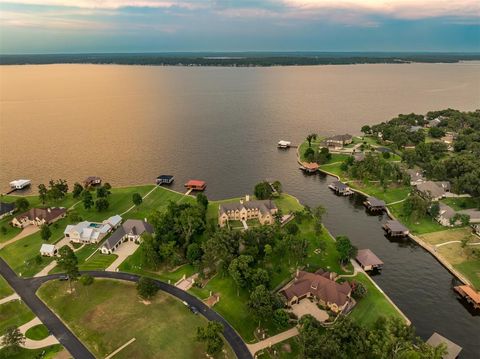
[245,195,250,202]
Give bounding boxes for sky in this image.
[0,1,479,54]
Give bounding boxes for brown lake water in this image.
[1,63,480,358]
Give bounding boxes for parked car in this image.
[189,305,199,314]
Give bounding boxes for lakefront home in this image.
[324,134,353,149]
[415,181,450,201]
[218,197,278,227]
[64,215,122,244]
[0,202,15,219]
[11,207,66,228]
[281,270,352,313]
[100,219,154,254]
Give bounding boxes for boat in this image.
[277,140,291,149]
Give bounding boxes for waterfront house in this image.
[409,126,423,133]
[300,162,319,173]
[9,179,31,190]
[356,249,383,271]
[40,243,56,257]
[426,118,443,128]
[426,333,462,359]
[325,134,353,149]
[437,203,457,226]
[11,207,66,228]
[100,219,154,254]
[84,176,102,187]
[383,220,409,237]
[454,285,480,310]
[281,270,352,313]
[0,202,15,219]
[363,196,386,212]
[156,175,174,185]
[218,197,278,227]
[328,180,354,196]
[415,181,449,201]
[64,215,122,244]
[184,180,206,191]
[406,169,425,186]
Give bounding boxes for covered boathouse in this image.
[454,285,480,310]
[184,180,207,191]
[156,175,174,185]
[426,332,462,359]
[364,196,386,212]
[328,180,354,196]
[382,220,409,237]
[356,249,383,271]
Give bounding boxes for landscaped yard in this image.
[348,273,405,328]
[0,275,13,299]
[38,279,234,359]
[25,324,50,340]
[419,228,480,290]
[0,300,34,333]
[389,203,445,235]
[0,345,63,359]
[441,197,479,211]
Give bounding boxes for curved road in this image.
[0,258,252,359]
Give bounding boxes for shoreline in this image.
[296,146,472,288]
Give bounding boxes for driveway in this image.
[0,226,39,249]
[290,299,329,322]
[0,258,253,359]
[105,241,139,272]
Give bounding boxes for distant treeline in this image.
[1,52,480,66]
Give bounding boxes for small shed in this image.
[40,244,56,257]
[383,220,409,237]
[356,249,383,271]
[426,332,462,359]
[363,196,386,212]
[156,175,174,185]
[185,180,206,191]
[84,176,102,187]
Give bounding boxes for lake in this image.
[1,63,479,357]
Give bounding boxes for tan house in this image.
[11,207,66,228]
[325,134,353,149]
[415,181,450,201]
[281,270,352,313]
[100,219,154,254]
[218,198,278,227]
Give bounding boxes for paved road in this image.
[0,258,253,359]
[0,258,95,359]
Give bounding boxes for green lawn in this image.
[0,275,13,299]
[25,324,50,340]
[441,197,479,211]
[0,300,34,333]
[78,251,117,271]
[388,203,445,235]
[298,139,324,162]
[348,273,404,328]
[349,183,410,204]
[319,162,344,177]
[274,194,303,213]
[0,344,63,359]
[454,260,480,291]
[257,337,302,359]
[38,279,234,359]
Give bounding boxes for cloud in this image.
[0,0,204,10]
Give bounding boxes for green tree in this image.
[313,205,326,234]
[95,198,110,212]
[272,180,282,194]
[79,274,94,286]
[139,233,161,270]
[196,321,224,355]
[137,277,158,300]
[429,202,440,218]
[361,125,371,135]
[0,226,7,235]
[177,206,205,250]
[254,181,273,200]
[38,184,48,205]
[132,192,143,206]
[57,245,79,292]
[428,126,446,138]
[40,224,51,241]
[186,242,203,265]
[196,193,209,210]
[228,255,254,295]
[251,268,270,288]
[96,186,109,198]
[304,147,315,162]
[351,281,367,299]
[72,182,84,199]
[82,190,94,210]
[273,309,290,329]
[1,326,25,353]
[15,197,29,212]
[335,236,357,264]
[248,285,275,327]
[403,194,429,221]
[285,222,299,235]
[306,133,317,147]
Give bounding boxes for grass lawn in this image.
[274,194,303,213]
[25,324,50,340]
[256,337,302,358]
[348,273,404,328]
[389,204,445,234]
[38,279,234,359]
[0,275,13,299]
[319,162,344,177]
[349,183,410,204]
[441,197,479,211]
[298,139,324,163]
[78,251,117,271]
[0,300,35,333]
[419,228,480,290]
[0,344,63,359]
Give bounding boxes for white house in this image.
[64,215,122,244]
[100,219,154,254]
[40,243,56,257]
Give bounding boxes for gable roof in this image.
[40,243,56,254]
[219,200,277,216]
[416,181,446,199]
[0,202,15,216]
[439,203,456,220]
[384,220,408,233]
[102,219,154,250]
[366,196,385,208]
[282,271,351,307]
[356,249,383,267]
[331,180,349,191]
[327,134,352,143]
[15,207,66,223]
[426,333,462,359]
